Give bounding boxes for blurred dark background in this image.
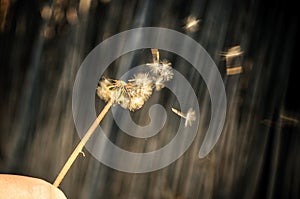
[0,0,299,198]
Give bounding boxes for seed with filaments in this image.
[220,45,243,59]
[184,16,200,32]
[172,107,196,127]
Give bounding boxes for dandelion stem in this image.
[53,99,113,187]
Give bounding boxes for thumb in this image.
[0,174,67,199]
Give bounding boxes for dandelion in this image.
[172,107,196,127]
[53,48,174,187]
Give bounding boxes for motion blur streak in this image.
[0,0,299,199]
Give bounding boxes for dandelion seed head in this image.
[97,49,174,112]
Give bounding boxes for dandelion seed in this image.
[129,73,153,100]
[128,96,145,111]
[280,114,299,124]
[107,79,128,102]
[154,76,165,91]
[55,48,174,187]
[146,48,161,73]
[220,45,243,59]
[133,86,153,101]
[160,60,173,81]
[226,66,243,75]
[185,108,196,127]
[221,46,244,75]
[172,107,196,127]
[146,50,174,90]
[146,48,174,82]
[146,62,161,74]
[151,48,160,64]
[147,60,173,81]
[130,73,152,87]
[184,16,200,33]
[96,77,113,101]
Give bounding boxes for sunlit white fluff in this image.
[172,107,196,127]
[96,49,174,112]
